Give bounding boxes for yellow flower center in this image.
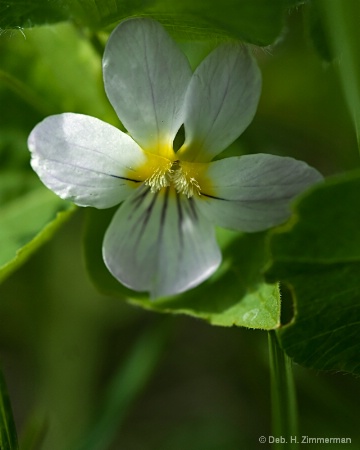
[124,146,214,198]
[145,160,202,198]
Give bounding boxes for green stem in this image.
[0,365,19,450]
[268,331,299,450]
[0,69,54,116]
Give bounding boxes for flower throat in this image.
[145,160,201,198]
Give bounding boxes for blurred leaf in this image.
[0,187,76,285]
[19,412,47,450]
[316,0,360,148]
[84,207,280,330]
[72,320,170,450]
[0,23,117,124]
[0,366,19,450]
[266,171,360,375]
[0,69,53,117]
[3,0,296,45]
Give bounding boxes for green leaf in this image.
[84,207,280,330]
[0,187,76,285]
[151,0,288,45]
[0,0,148,30]
[0,366,19,450]
[3,0,295,45]
[0,23,118,125]
[266,171,360,375]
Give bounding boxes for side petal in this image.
[196,154,323,232]
[28,113,147,208]
[103,18,192,158]
[103,185,221,299]
[177,43,261,162]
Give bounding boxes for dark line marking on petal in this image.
[130,184,150,207]
[202,192,295,203]
[135,191,159,248]
[188,197,198,222]
[156,189,170,265]
[42,157,142,182]
[202,192,229,201]
[175,191,184,249]
[109,174,142,183]
[40,170,130,191]
[159,188,169,234]
[128,185,150,221]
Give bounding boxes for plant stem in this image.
[0,365,19,450]
[268,331,299,449]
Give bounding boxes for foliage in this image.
[1,0,360,449]
[267,171,360,375]
[2,0,300,44]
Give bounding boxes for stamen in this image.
[145,160,202,197]
[145,167,170,193]
[171,167,201,198]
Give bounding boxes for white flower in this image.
[28,18,322,298]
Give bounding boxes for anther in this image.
[145,161,201,197]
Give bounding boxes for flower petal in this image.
[177,43,261,162]
[103,185,221,298]
[196,154,323,232]
[103,18,192,158]
[28,113,147,208]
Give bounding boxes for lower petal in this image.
[196,154,323,232]
[103,185,221,298]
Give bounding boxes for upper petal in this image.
[177,43,261,162]
[28,113,147,208]
[195,154,323,232]
[103,185,221,299]
[103,18,192,158]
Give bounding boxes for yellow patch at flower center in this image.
[127,151,214,198]
[145,160,202,198]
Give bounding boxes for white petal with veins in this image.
[103,185,221,298]
[103,18,192,157]
[196,153,323,232]
[28,113,146,208]
[178,43,261,162]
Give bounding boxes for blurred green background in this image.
[1,3,360,450]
